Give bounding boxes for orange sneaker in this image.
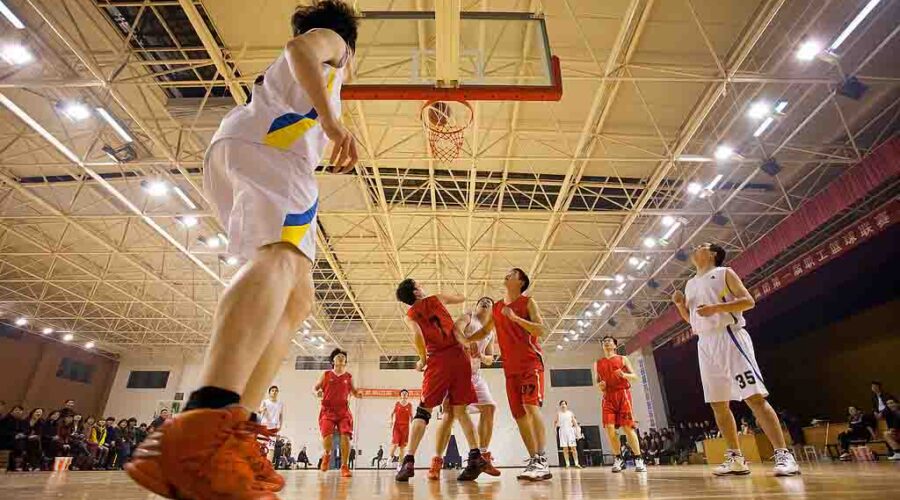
[483,451,501,477]
[125,407,276,500]
[320,451,331,472]
[239,423,285,492]
[341,465,352,478]
[427,456,443,480]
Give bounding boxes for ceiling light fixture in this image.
[774,100,789,113]
[63,333,74,342]
[224,256,239,266]
[96,107,134,143]
[145,180,169,197]
[713,145,735,161]
[614,274,625,283]
[0,43,33,65]
[0,1,26,29]
[0,94,80,163]
[59,101,92,121]
[172,186,198,210]
[700,174,724,199]
[747,101,770,120]
[42,327,53,335]
[796,40,822,61]
[217,233,229,245]
[15,317,27,326]
[177,215,198,228]
[676,154,712,162]
[85,341,95,349]
[661,215,676,227]
[830,0,881,51]
[628,256,640,267]
[643,237,657,248]
[603,289,613,297]
[687,182,703,195]
[753,117,775,138]
[201,235,221,249]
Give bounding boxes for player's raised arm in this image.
[284,29,357,171]
[467,315,494,342]
[436,292,466,305]
[505,297,546,337]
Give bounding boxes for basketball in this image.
[427,101,451,127]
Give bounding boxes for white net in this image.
[420,100,473,163]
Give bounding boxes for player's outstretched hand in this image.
[323,117,358,174]
[672,290,685,305]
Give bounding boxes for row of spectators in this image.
[0,400,171,471]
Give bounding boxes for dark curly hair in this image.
[396,278,417,306]
[291,0,359,52]
[329,348,348,364]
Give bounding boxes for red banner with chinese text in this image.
[357,388,422,398]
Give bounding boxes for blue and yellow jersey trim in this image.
[281,199,319,247]
[263,69,338,150]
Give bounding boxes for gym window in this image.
[295,356,332,370]
[56,358,95,384]
[379,355,419,370]
[126,370,170,389]
[549,368,593,387]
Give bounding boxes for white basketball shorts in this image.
[697,327,769,403]
[558,426,578,448]
[203,139,318,263]
[471,373,495,407]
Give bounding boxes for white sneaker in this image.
[611,456,625,473]
[713,451,750,476]
[888,453,900,461]
[773,449,800,477]
[524,455,552,481]
[517,457,535,480]
[634,458,647,472]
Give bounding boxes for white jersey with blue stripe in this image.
[684,266,746,335]
[210,29,349,163]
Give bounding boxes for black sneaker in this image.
[395,455,416,482]
[457,450,486,481]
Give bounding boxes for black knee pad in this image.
[415,405,432,425]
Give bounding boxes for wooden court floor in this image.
[0,462,897,499]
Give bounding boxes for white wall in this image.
[105,345,622,467]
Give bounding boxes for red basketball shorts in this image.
[391,425,409,447]
[421,348,477,408]
[602,389,634,428]
[319,408,353,438]
[505,366,545,419]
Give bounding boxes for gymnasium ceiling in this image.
[0,0,897,357]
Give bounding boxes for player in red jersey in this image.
[394,278,488,482]
[469,268,551,481]
[388,389,413,463]
[596,336,645,473]
[314,348,360,478]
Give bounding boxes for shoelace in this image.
[772,451,792,466]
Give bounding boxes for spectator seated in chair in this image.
[838,406,877,460]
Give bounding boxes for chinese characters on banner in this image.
[357,388,422,398]
[637,357,657,429]
[748,200,897,301]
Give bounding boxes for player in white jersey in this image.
[127,3,359,498]
[672,243,799,477]
[259,385,285,461]
[427,297,501,480]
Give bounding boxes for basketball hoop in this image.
[421,99,473,163]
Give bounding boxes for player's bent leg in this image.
[744,395,799,476]
[197,242,310,397]
[242,261,314,408]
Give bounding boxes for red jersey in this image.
[407,296,462,356]
[392,402,413,428]
[493,295,543,374]
[596,355,631,391]
[321,370,353,411]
